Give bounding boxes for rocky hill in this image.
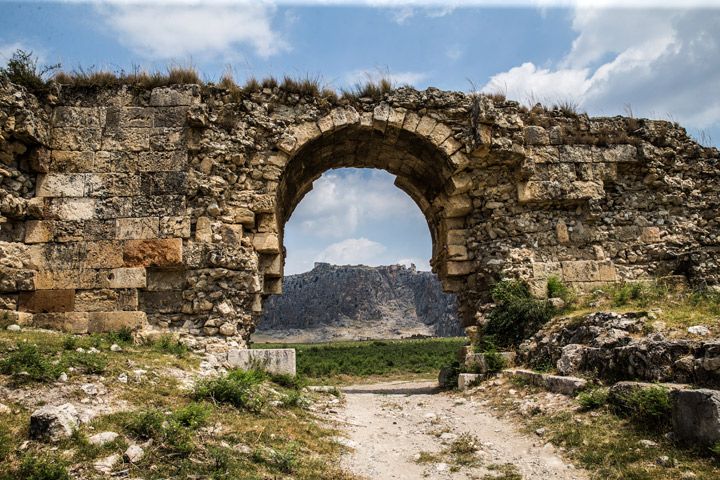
[255,263,462,342]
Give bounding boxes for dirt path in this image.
[329,380,588,480]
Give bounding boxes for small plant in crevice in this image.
[0,50,60,93]
[153,335,188,357]
[546,275,575,306]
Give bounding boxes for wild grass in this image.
[566,280,720,336]
[486,379,720,480]
[253,337,465,382]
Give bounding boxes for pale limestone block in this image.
[36,173,86,197]
[105,267,147,289]
[415,116,437,137]
[291,121,322,145]
[116,217,160,240]
[444,195,472,217]
[402,111,420,132]
[25,220,54,244]
[429,123,452,146]
[88,311,146,333]
[253,233,280,254]
[447,261,473,276]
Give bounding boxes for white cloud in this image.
[292,170,423,238]
[482,9,720,129]
[344,68,428,87]
[315,237,387,265]
[445,45,463,61]
[97,2,288,59]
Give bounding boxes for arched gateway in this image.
[0,82,718,347]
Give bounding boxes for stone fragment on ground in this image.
[30,403,80,441]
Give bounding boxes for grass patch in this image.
[0,455,70,480]
[254,337,465,383]
[565,281,720,336]
[152,335,188,357]
[486,380,720,480]
[577,387,609,410]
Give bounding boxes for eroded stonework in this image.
[1,80,718,346]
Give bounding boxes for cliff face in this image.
[257,263,462,341]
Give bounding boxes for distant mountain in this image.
[255,263,462,343]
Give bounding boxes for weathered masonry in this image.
[1,81,719,347]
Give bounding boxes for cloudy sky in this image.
[2,1,719,274]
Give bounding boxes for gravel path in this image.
[329,380,588,480]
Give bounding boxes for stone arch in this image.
[254,106,475,304]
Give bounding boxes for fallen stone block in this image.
[226,348,296,376]
[458,373,485,391]
[30,403,80,442]
[504,368,587,396]
[671,389,720,447]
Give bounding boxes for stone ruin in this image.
[0,79,718,348]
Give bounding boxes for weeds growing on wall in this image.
[483,280,556,348]
[0,50,59,93]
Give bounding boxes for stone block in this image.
[34,270,97,290]
[291,121,322,145]
[0,309,33,326]
[46,198,96,221]
[458,373,485,391]
[36,173,87,197]
[102,267,146,289]
[556,219,570,244]
[147,269,186,291]
[18,290,75,313]
[139,291,183,313]
[85,241,125,268]
[150,87,198,107]
[132,195,186,217]
[74,289,138,312]
[504,369,587,396]
[524,126,549,145]
[444,195,472,217]
[50,151,95,173]
[447,261,473,276]
[447,245,469,261]
[415,116,437,137]
[25,220,54,244]
[87,311,147,333]
[561,260,617,283]
[33,312,89,334]
[671,389,720,447]
[123,238,183,267]
[253,233,280,254]
[50,127,102,151]
[226,348,296,376]
[116,217,160,240]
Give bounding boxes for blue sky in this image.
[2,1,719,274]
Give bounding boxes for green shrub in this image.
[483,351,507,374]
[270,372,306,390]
[62,335,78,351]
[547,276,575,305]
[281,390,310,408]
[615,385,671,430]
[193,369,267,413]
[711,441,720,458]
[0,343,60,382]
[123,409,165,440]
[172,402,210,429]
[577,387,609,410]
[484,280,555,347]
[105,327,134,345]
[0,50,60,93]
[439,361,462,389]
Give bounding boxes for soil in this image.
[329,380,588,480]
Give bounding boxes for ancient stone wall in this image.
[1,79,718,347]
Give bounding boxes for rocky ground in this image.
[329,380,587,480]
